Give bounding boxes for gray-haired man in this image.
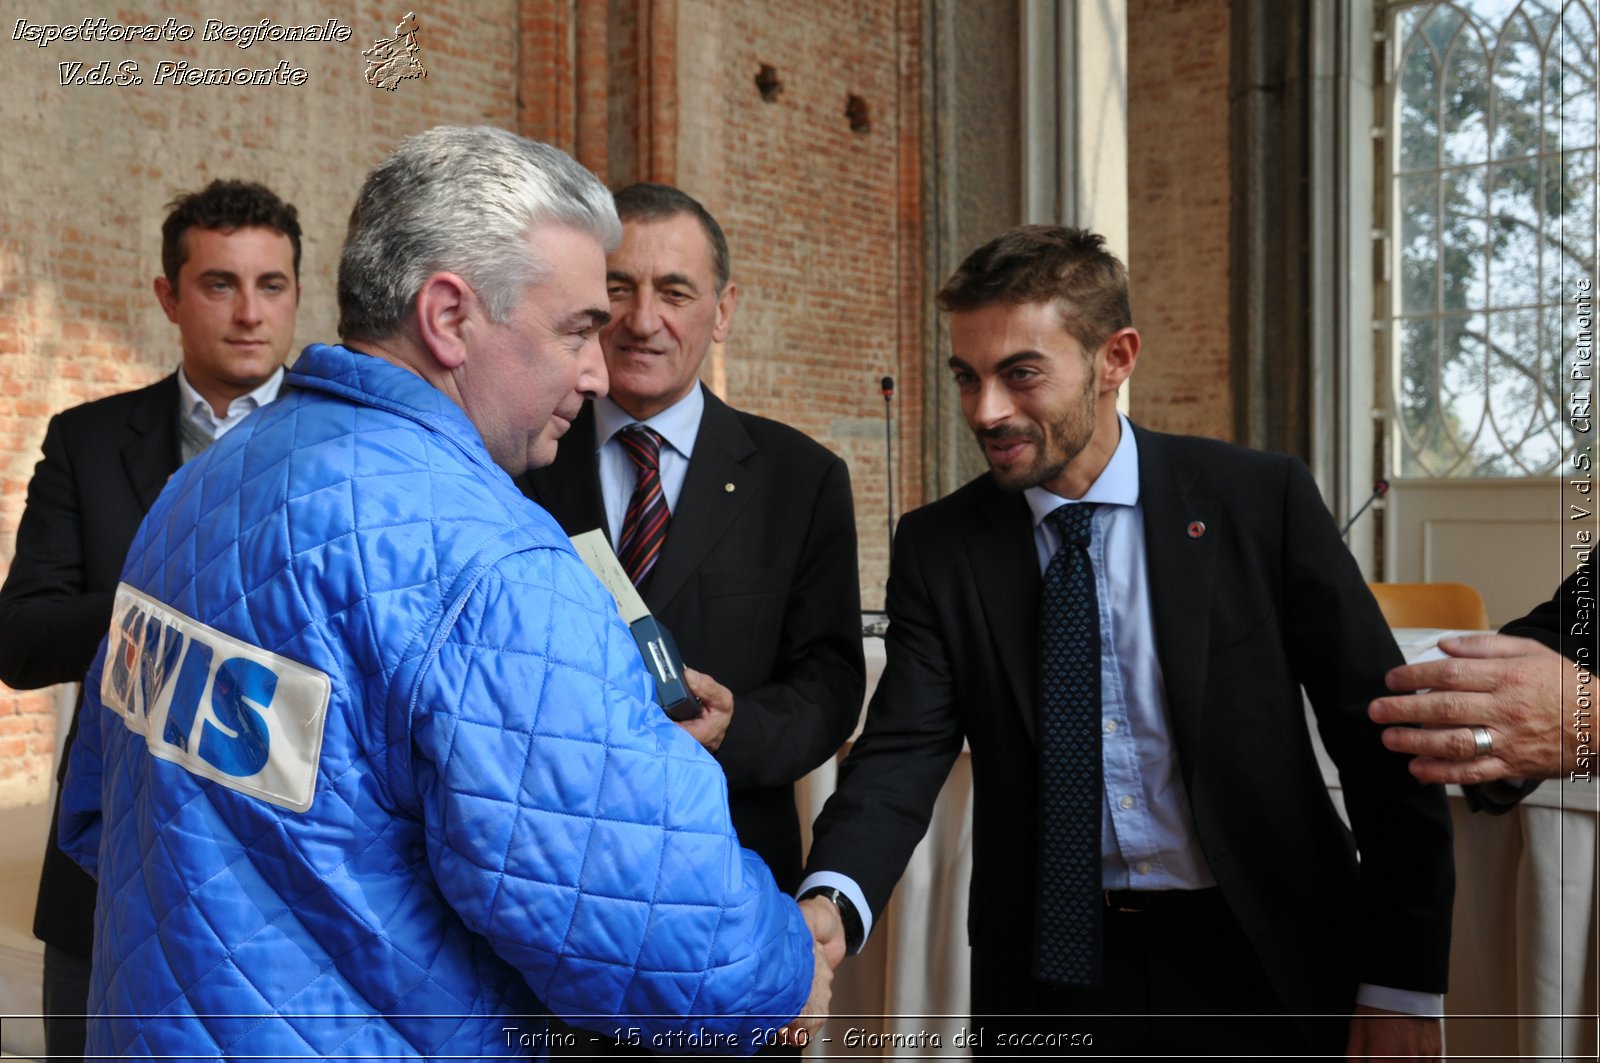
[59,125,828,1060]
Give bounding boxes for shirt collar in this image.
[177,364,285,426]
[1024,414,1141,528]
[594,384,705,459]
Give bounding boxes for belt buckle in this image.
[1103,890,1143,913]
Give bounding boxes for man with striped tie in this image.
[520,183,865,900]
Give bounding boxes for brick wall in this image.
[0,0,522,805]
[1126,0,1235,440]
[0,0,1242,804]
[670,0,923,610]
[0,0,925,804]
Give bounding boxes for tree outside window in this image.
[1386,0,1596,476]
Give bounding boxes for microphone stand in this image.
[881,376,894,562]
[1340,480,1390,539]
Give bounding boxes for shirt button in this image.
[1104,720,1118,734]
[1136,861,1152,875]
[1119,795,1135,810]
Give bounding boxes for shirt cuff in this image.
[1355,983,1444,1017]
[795,871,874,954]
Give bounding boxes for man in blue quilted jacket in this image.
[58,125,827,1059]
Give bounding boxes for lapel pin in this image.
[724,482,736,493]
[1187,521,1206,539]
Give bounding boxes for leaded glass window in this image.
[1384,0,1597,476]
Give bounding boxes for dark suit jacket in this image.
[1467,561,1593,810]
[1503,563,1591,660]
[804,425,1454,1026]
[519,387,865,891]
[0,374,182,957]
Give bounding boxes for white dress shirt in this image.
[177,365,285,442]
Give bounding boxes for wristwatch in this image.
[798,885,865,954]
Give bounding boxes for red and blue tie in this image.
[617,425,670,587]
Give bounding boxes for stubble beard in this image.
[978,379,1097,493]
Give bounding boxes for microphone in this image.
[881,376,895,562]
[1340,479,1389,538]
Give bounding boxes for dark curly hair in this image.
[161,179,302,287]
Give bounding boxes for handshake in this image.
[776,896,851,1047]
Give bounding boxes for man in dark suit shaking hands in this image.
[798,225,1453,1059]
[0,179,300,1061]
[519,184,864,896]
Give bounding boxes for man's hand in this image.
[1369,634,1568,783]
[776,929,834,1047]
[1345,1005,1440,1062]
[798,894,847,970]
[678,667,733,753]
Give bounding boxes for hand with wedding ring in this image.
[1368,634,1572,783]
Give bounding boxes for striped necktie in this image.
[617,425,670,587]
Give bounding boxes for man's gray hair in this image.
[338,125,621,341]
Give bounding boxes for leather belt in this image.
[1102,887,1218,913]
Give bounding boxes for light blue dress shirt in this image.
[593,388,703,540]
[1023,417,1215,892]
[801,414,1439,1016]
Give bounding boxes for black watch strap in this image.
[799,886,865,954]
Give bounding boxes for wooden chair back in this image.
[1367,581,1490,630]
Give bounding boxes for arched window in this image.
[1383,0,1596,476]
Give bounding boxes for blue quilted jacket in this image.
[59,344,813,1059]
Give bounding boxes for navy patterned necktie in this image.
[616,425,670,587]
[1033,502,1103,988]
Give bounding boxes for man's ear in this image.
[153,276,179,324]
[1100,326,1140,394]
[712,281,738,344]
[413,273,476,370]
